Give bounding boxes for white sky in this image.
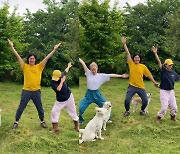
[0,0,147,15]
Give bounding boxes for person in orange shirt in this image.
[121,37,159,117]
[8,39,61,129]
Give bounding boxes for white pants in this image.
[158,89,178,118]
[51,94,79,123]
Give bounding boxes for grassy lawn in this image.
[0,82,79,154]
[0,78,180,154]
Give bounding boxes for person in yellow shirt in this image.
[8,39,61,129]
[121,37,159,116]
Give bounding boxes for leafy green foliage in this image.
[0,3,25,82]
[165,8,180,73]
[22,0,79,86]
[79,0,126,73]
[123,0,180,78]
[1,0,180,84]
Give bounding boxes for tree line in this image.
[0,0,179,86]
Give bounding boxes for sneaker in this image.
[170,115,178,121]
[41,121,48,128]
[123,111,130,117]
[156,116,161,124]
[12,122,18,129]
[140,110,146,116]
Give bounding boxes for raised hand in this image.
[54,42,61,50]
[121,37,126,44]
[152,46,158,54]
[67,62,72,68]
[79,58,84,64]
[8,39,14,47]
[79,58,88,72]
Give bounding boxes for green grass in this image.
[0,78,180,154]
[0,82,79,154]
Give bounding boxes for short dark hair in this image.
[132,52,142,63]
[26,53,38,64]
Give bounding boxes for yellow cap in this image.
[164,59,173,65]
[52,70,61,81]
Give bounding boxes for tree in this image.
[23,0,79,86]
[0,3,26,82]
[123,0,180,78]
[79,0,126,73]
[165,8,180,60]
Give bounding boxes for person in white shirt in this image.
[79,58,129,124]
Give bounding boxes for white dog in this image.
[79,107,106,144]
[132,93,152,113]
[102,102,112,131]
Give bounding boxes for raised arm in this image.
[8,39,23,66]
[42,42,61,65]
[56,76,66,91]
[79,58,88,72]
[121,37,131,62]
[148,75,159,88]
[65,62,72,73]
[109,73,129,78]
[152,46,162,69]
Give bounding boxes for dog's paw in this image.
[100,137,104,140]
[92,139,96,142]
[79,139,83,144]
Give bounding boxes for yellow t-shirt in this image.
[128,59,151,89]
[21,62,44,91]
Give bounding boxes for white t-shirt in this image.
[85,69,111,90]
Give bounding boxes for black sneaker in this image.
[140,110,146,116]
[12,122,18,129]
[41,121,48,128]
[123,111,130,117]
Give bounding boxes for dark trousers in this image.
[124,85,148,111]
[15,90,44,121]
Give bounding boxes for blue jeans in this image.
[124,85,148,111]
[15,90,44,121]
[79,89,106,123]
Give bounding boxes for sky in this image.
[0,0,147,15]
